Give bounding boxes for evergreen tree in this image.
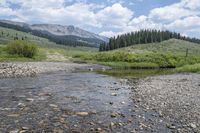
[100,29,200,51]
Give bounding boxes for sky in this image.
[0,0,200,38]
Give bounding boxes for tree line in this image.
[99,29,200,51]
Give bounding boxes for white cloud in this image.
[149,0,200,22]
[96,3,134,28]
[99,31,118,37]
[0,0,200,38]
[149,4,196,22]
[0,1,134,29]
[100,0,200,37]
[166,16,200,30]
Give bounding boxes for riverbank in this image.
[130,73,200,132]
[0,62,108,78]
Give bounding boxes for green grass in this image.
[84,39,200,69]
[1,26,200,74]
[0,26,97,62]
[0,26,70,48]
[176,64,200,73]
[118,39,200,55]
[0,45,46,61]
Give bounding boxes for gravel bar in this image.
[0,62,107,78]
[130,73,200,132]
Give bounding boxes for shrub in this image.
[7,40,38,58]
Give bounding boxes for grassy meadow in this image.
[0,26,200,73]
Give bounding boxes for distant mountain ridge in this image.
[0,20,109,47]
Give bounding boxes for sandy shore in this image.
[130,73,200,132]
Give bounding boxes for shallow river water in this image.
[0,71,171,133]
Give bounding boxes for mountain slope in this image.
[115,39,200,55]
[0,26,64,48]
[0,20,108,47]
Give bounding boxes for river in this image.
[0,70,173,133]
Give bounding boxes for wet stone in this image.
[166,124,176,129]
[7,114,20,117]
[111,93,117,96]
[9,129,20,133]
[49,104,58,108]
[26,98,34,102]
[111,113,118,118]
[190,123,197,128]
[76,112,89,116]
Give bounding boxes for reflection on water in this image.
[96,68,175,78]
[0,71,170,132]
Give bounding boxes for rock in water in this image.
[76,112,89,116]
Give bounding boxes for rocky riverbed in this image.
[0,62,107,78]
[0,63,200,133]
[130,73,200,132]
[0,71,173,133]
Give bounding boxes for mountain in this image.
[0,20,109,47]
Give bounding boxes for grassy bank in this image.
[74,39,200,70]
[76,51,200,69]
[1,26,200,75]
[176,64,200,73]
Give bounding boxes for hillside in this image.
[0,26,98,62]
[88,39,200,69]
[0,20,108,47]
[100,30,200,51]
[0,26,60,48]
[116,39,200,55]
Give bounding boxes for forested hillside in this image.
[100,30,200,51]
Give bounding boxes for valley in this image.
[0,21,200,133]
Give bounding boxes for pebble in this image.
[7,114,20,117]
[95,128,102,131]
[109,102,113,105]
[26,98,34,102]
[49,104,58,108]
[21,127,29,130]
[121,101,125,104]
[9,130,19,133]
[190,123,197,128]
[111,113,118,118]
[18,103,26,107]
[19,130,28,133]
[76,112,89,116]
[166,124,176,129]
[111,93,117,96]
[53,129,64,133]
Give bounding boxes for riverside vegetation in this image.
[0,26,200,73]
[1,25,200,132]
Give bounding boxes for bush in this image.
[7,40,38,58]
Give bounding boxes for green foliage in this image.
[176,64,200,73]
[6,40,38,58]
[100,29,200,51]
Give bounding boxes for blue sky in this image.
[0,0,200,38]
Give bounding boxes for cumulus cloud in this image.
[149,0,200,22]
[0,0,200,38]
[100,0,200,37]
[96,3,134,28]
